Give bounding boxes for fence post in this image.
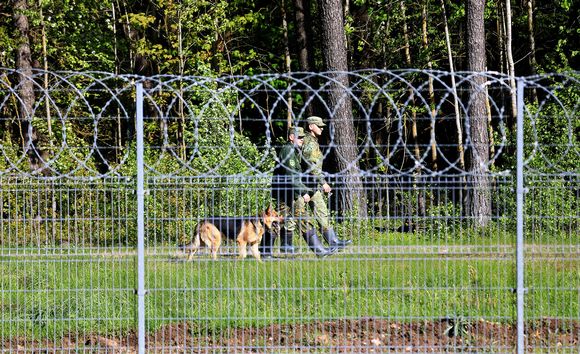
[136,82,146,354]
[515,78,526,354]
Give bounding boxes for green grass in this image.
[1,243,578,341]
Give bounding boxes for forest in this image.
[0,0,579,237]
[2,0,578,76]
[1,4,579,353]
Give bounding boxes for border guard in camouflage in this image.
[260,126,336,258]
[302,116,352,250]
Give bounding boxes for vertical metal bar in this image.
[516,78,525,354]
[136,82,146,354]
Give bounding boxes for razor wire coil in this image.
[1,69,578,178]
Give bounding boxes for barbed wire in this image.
[0,69,578,178]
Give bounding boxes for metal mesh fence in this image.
[0,69,578,352]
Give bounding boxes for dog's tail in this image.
[178,222,202,251]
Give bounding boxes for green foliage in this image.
[143,177,274,246]
[525,179,578,240]
[35,0,119,71]
[0,0,577,75]
[494,177,578,241]
[525,95,580,173]
[0,178,137,246]
[0,26,15,68]
[423,201,462,238]
[0,135,20,174]
[490,85,579,239]
[1,0,578,247]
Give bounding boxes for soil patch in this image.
[3,318,578,352]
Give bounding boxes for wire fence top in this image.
[1,69,578,179]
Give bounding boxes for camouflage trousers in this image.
[308,190,331,231]
[278,196,314,234]
[277,190,330,234]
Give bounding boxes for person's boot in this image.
[279,228,296,254]
[259,229,277,259]
[303,230,337,258]
[322,228,352,251]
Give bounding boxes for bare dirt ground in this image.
[4,318,578,353]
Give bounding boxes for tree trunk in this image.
[293,0,315,117]
[422,1,438,172]
[485,70,495,161]
[466,0,491,227]
[177,7,186,159]
[317,0,367,217]
[441,0,465,172]
[13,0,47,174]
[527,0,538,102]
[294,0,314,72]
[39,0,53,154]
[344,0,350,58]
[497,0,506,74]
[401,0,426,217]
[505,0,517,123]
[282,0,293,129]
[441,0,466,214]
[38,0,57,239]
[111,1,123,160]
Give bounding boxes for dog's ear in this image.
[265,205,274,215]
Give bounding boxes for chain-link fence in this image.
[1,70,578,352]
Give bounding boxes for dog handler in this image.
[260,126,336,258]
[302,116,352,250]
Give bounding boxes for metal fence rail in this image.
[0,69,578,352]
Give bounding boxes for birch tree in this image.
[526,0,538,102]
[441,0,465,173]
[505,0,517,121]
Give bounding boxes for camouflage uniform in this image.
[272,136,314,234]
[301,133,331,231]
[263,126,336,258]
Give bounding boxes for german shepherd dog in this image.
[181,206,283,262]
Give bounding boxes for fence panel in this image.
[0,69,578,352]
[0,178,137,351]
[1,71,140,352]
[520,75,580,352]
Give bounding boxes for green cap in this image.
[306,116,327,127]
[289,126,305,138]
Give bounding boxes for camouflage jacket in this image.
[301,134,327,188]
[271,143,312,203]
